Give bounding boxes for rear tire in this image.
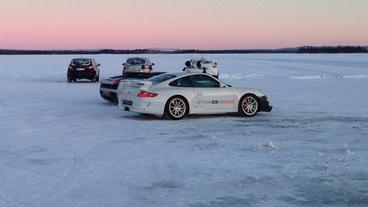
[238,94,259,117]
[164,96,188,120]
[112,95,118,104]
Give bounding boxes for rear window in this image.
[71,59,91,66]
[148,74,176,85]
[127,58,147,65]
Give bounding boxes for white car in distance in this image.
[183,58,220,78]
[122,57,155,75]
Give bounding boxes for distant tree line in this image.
[297,46,367,53]
[0,49,294,55]
[0,46,366,55]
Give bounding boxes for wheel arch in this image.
[166,95,191,115]
[239,93,261,112]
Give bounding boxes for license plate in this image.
[123,100,133,106]
[77,68,85,71]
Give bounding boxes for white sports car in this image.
[118,73,272,120]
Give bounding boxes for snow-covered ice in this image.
[0,54,368,207]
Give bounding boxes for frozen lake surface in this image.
[0,54,368,207]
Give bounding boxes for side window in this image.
[190,75,220,88]
[169,76,193,87]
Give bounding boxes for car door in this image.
[190,74,236,112]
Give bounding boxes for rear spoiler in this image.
[120,79,153,91]
[135,81,153,91]
[106,72,165,81]
[122,72,166,79]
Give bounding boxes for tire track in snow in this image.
[247,59,345,79]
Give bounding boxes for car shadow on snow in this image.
[119,113,163,121]
[120,113,273,121]
[67,80,99,84]
[99,101,118,107]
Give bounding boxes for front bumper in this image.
[259,96,273,112]
[99,82,119,103]
[100,90,117,103]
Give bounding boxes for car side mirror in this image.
[122,63,126,66]
[97,63,101,67]
[152,63,155,66]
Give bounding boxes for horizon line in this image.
[1,45,367,51]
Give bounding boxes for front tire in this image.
[67,76,72,83]
[239,94,259,117]
[164,96,188,120]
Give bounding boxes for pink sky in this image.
[0,0,367,50]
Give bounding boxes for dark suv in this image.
[67,58,100,82]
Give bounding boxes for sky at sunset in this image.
[0,0,367,50]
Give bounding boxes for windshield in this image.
[71,59,91,66]
[148,74,176,85]
[127,58,147,65]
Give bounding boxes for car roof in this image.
[152,72,230,88]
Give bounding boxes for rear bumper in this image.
[68,71,96,79]
[259,96,273,112]
[123,69,151,74]
[121,98,165,116]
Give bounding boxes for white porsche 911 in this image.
[118,73,272,120]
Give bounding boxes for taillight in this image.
[137,91,158,98]
[112,80,120,86]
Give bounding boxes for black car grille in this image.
[100,83,118,90]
